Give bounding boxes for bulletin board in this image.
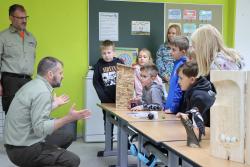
[89,1,223,66]
[165,3,223,42]
[88,0,165,66]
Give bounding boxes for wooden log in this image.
[116,63,134,109]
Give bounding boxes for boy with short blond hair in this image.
[93,40,123,145]
[93,40,123,103]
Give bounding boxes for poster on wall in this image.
[168,9,182,20]
[183,23,197,34]
[115,47,138,66]
[199,10,212,21]
[164,3,223,47]
[183,9,197,20]
[131,21,150,35]
[99,12,119,41]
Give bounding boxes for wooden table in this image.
[129,120,210,143]
[97,103,178,122]
[97,103,249,167]
[162,140,250,167]
[129,120,209,167]
[97,103,177,167]
[97,103,212,167]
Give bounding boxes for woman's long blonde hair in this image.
[191,24,241,76]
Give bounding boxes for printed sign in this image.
[99,12,119,41]
[183,9,197,20]
[199,10,212,21]
[183,23,197,34]
[131,21,150,35]
[168,9,182,20]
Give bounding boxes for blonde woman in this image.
[191,24,244,127]
[191,24,244,77]
[156,24,181,82]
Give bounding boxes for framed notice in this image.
[131,21,150,35]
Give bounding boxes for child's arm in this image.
[93,66,109,102]
[134,67,143,98]
[189,91,216,115]
[156,47,174,81]
[142,87,163,111]
[143,103,162,111]
[128,97,142,109]
[131,105,143,111]
[156,50,165,79]
[169,84,183,113]
[118,58,125,65]
[162,61,174,82]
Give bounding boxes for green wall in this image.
[0,0,88,135]
[0,0,235,136]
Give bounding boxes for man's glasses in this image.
[12,15,29,20]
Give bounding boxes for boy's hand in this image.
[176,112,182,118]
[0,82,3,96]
[131,105,143,111]
[176,112,189,120]
[128,97,141,109]
[164,109,172,114]
[131,63,137,69]
[131,97,141,102]
[164,75,169,82]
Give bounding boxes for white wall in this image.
[235,0,250,69]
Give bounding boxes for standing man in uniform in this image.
[0,4,36,114]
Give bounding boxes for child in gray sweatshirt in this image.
[131,64,165,111]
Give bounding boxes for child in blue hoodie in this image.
[164,36,189,114]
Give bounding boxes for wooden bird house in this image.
[210,70,250,165]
